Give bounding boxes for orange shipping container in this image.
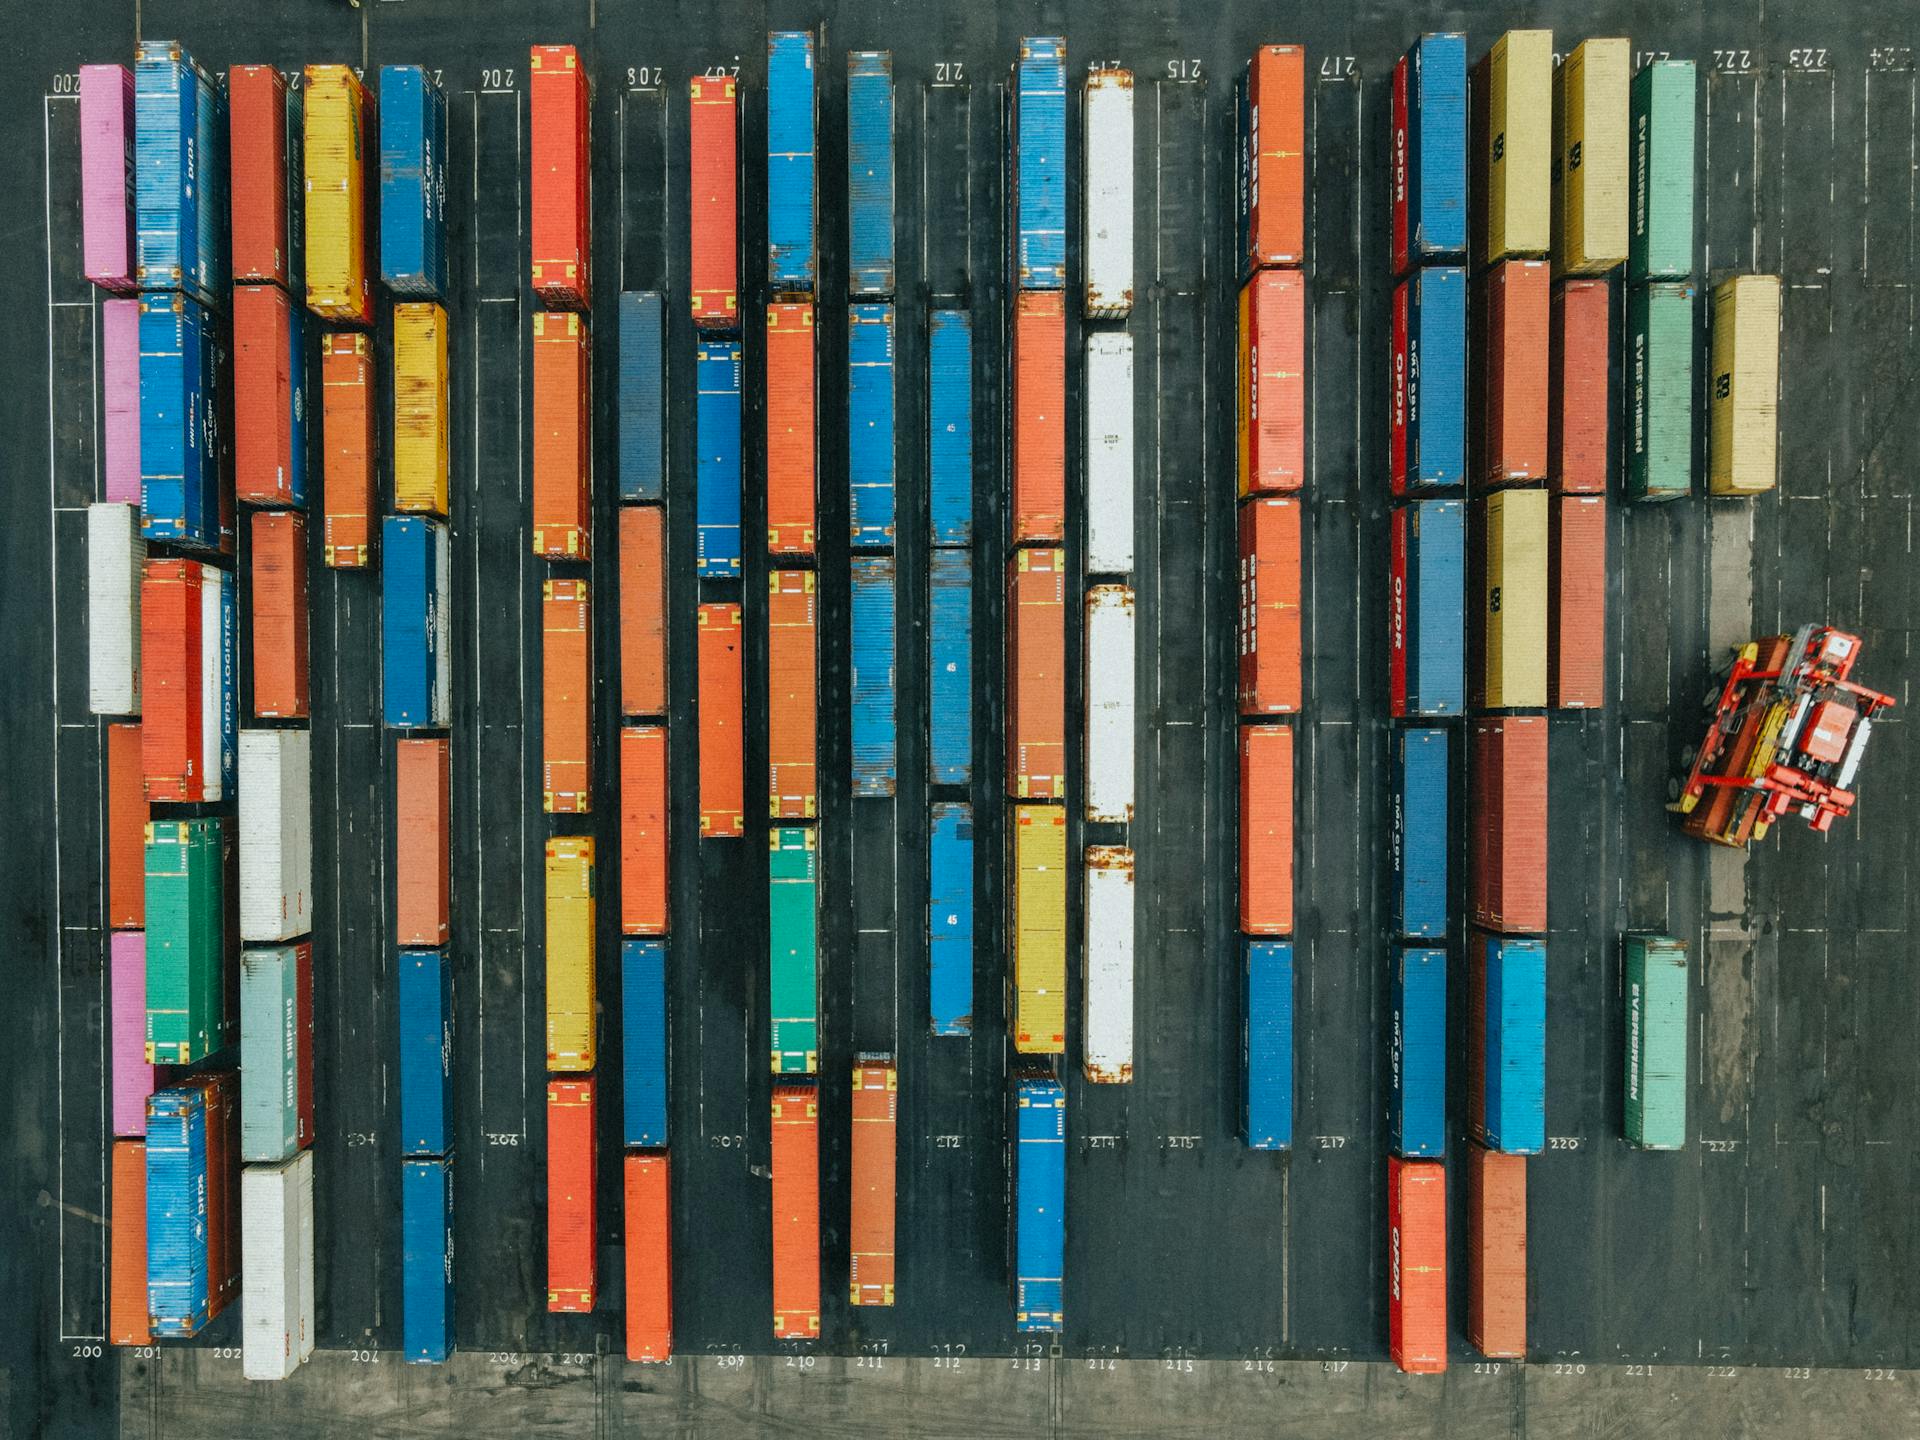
[322,333,374,568]
[1236,269,1306,496]
[1549,494,1606,709]
[1238,722,1294,935]
[623,1153,673,1361]
[1007,547,1065,799]
[770,1083,821,1339]
[766,304,816,555]
[1549,279,1609,493]
[395,737,451,945]
[109,1139,150,1346]
[542,579,591,813]
[689,76,739,328]
[1467,1141,1528,1359]
[250,510,310,719]
[1469,715,1549,933]
[107,722,147,928]
[849,1060,897,1307]
[620,725,668,935]
[1484,259,1550,484]
[530,45,591,308]
[1243,46,1306,269]
[232,283,301,505]
[767,571,818,817]
[533,312,592,559]
[698,603,744,838]
[619,505,666,717]
[1237,496,1302,714]
[1013,291,1065,544]
[547,1078,597,1312]
[1388,1154,1447,1374]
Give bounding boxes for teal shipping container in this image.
[1625,935,1688,1149]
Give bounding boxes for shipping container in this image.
[768,571,818,817]
[1387,1154,1447,1373]
[1629,62,1697,283]
[147,1072,239,1336]
[1238,722,1294,935]
[928,309,973,545]
[848,303,896,548]
[545,836,596,1071]
[397,948,451,1155]
[1392,34,1468,274]
[848,53,896,296]
[393,302,450,516]
[1014,1075,1066,1331]
[1549,279,1609,493]
[112,933,165,1137]
[696,340,742,577]
[1391,947,1447,1157]
[770,1084,822,1338]
[1237,496,1301,715]
[1469,715,1549,933]
[241,1150,315,1379]
[1549,494,1606,708]
[766,303,816,554]
[1015,38,1067,288]
[1243,939,1293,1149]
[139,293,225,552]
[240,942,313,1164]
[1084,69,1134,316]
[542,579,591,813]
[302,64,371,324]
[1008,547,1065,799]
[228,64,300,291]
[401,1156,454,1363]
[849,1059,898,1305]
[697,604,744,838]
[1013,291,1066,543]
[145,817,227,1065]
[622,938,668,1147]
[82,64,137,292]
[1085,585,1135,824]
[103,298,142,504]
[138,559,236,802]
[89,503,144,716]
[395,737,451,945]
[322,332,375,565]
[1708,274,1781,496]
[108,723,148,928]
[1483,260,1549,483]
[1480,31,1553,264]
[620,725,668,934]
[250,511,310,719]
[1011,804,1067,1054]
[1237,46,1305,271]
[623,1155,673,1361]
[547,1078,597,1311]
[238,729,312,942]
[1469,931,1547,1153]
[109,1140,150,1345]
[1391,266,1467,492]
[618,292,665,500]
[530,46,591,308]
[1477,489,1548,709]
[767,32,816,291]
[1083,847,1135,1083]
[1466,1141,1527,1358]
[1627,281,1694,501]
[1086,332,1134,572]
[1625,935,1688,1149]
[769,828,820,1073]
[533,311,592,558]
[233,283,307,506]
[379,66,448,298]
[851,556,897,797]
[1236,270,1305,497]
[1391,727,1449,938]
[619,504,666,716]
[689,75,739,328]
[928,803,974,1036]
[136,42,227,309]
[1552,39,1630,276]
[928,547,973,786]
[381,516,450,728]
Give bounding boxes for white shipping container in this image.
[1083,70,1135,318]
[240,729,314,942]
[241,1150,314,1380]
[1085,585,1136,823]
[1085,334,1134,575]
[1083,846,1135,1083]
[432,521,453,726]
[87,503,144,715]
[198,563,228,802]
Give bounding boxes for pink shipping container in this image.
[80,64,137,293]
[112,931,167,1137]
[103,298,142,504]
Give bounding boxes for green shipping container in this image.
[241,945,300,1162]
[1625,935,1688,1149]
[769,827,818,1074]
[146,819,227,1065]
[1627,282,1694,500]
[1628,61,1696,282]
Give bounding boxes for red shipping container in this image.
[1237,269,1305,496]
[1467,1141,1527,1359]
[1237,496,1302,715]
[766,303,816,555]
[109,1139,150,1346]
[530,45,591,308]
[1549,279,1609,493]
[623,1153,673,1362]
[1238,722,1294,935]
[250,510,310,719]
[689,75,738,329]
[849,1060,897,1307]
[228,65,292,288]
[395,737,451,945]
[322,333,375,568]
[233,283,299,505]
[697,603,743,838]
[619,505,666,716]
[542,578,591,812]
[547,1078,597,1312]
[770,1083,821,1339]
[767,570,817,818]
[1007,547,1065,800]
[1469,715,1548,933]
[1389,55,1413,277]
[620,724,668,935]
[1548,494,1606,709]
[1484,259,1550,484]
[1388,276,1412,496]
[140,560,205,802]
[1388,1154,1447,1374]
[1243,46,1305,269]
[533,312,592,559]
[1013,291,1065,544]
[107,722,147,929]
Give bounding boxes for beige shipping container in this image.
[1553,39,1630,275]
[1485,30,1554,264]
[1481,489,1549,709]
[1709,275,1780,495]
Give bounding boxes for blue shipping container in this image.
[398,948,452,1156]
[696,340,742,578]
[281,298,312,509]
[402,1156,454,1363]
[1244,940,1294,1150]
[382,517,450,728]
[1406,266,1466,488]
[1014,38,1066,289]
[622,938,668,1147]
[1477,935,1547,1154]
[848,303,895,549]
[1014,1075,1065,1332]
[1391,727,1449,936]
[379,66,449,299]
[928,547,972,785]
[618,292,665,501]
[847,52,895,297]
[928,802,973,1035]
[1401,34,1467,269]
[928,309,972,545]
[1391,946,1447,1157]
[135,41,227,310]
[146,1084,210,1336]
[851,556,897,796]
[1402,499,1466,716]
[766,32,816,291]
[139,293,224,551]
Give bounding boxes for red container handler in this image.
[623,1153,673,1361]
[1388,1154,1447,1374]
[770,1083,821,1339]
[250,510,310,719]
[233,283,300,505]
[1467,1140,1528,1359]
[1548,494,1606,709]
[1237,269,1305,496]
[1238,721,1294,935]
[697,602,744,838]
[1013,290,1065,545]
[1469,715,1548,933]
[140,560,205,802]
[1242,45,1305,270]
[1237,496,1302,715]
[530,45,591,308]
[228,64,293,288]
[1549,279,1609,493]
[547,1078,597,1312]
[1483,259,1550,485]
[689,75,739,329]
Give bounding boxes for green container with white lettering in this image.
[1629,61,1697,282]
[1625,935,1688,1150]
[1627,282,1695,501]
[768,827,819,1075]
[145,818,228,1065]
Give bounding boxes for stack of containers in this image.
[1009,35,1069,1339]
[1234,43,1306,1157]
[1624,61,1697,503]
[1386,31,1467,1376]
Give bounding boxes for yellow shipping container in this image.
[1709,275,1780,495]
[393,302,451,516]
[1481,489,1549,709]
[1485,30,1554,264]
[545,836,597,1071]
[1011,804,1066,1055]
[1553,39,1630,275]
[303,65,371,325]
